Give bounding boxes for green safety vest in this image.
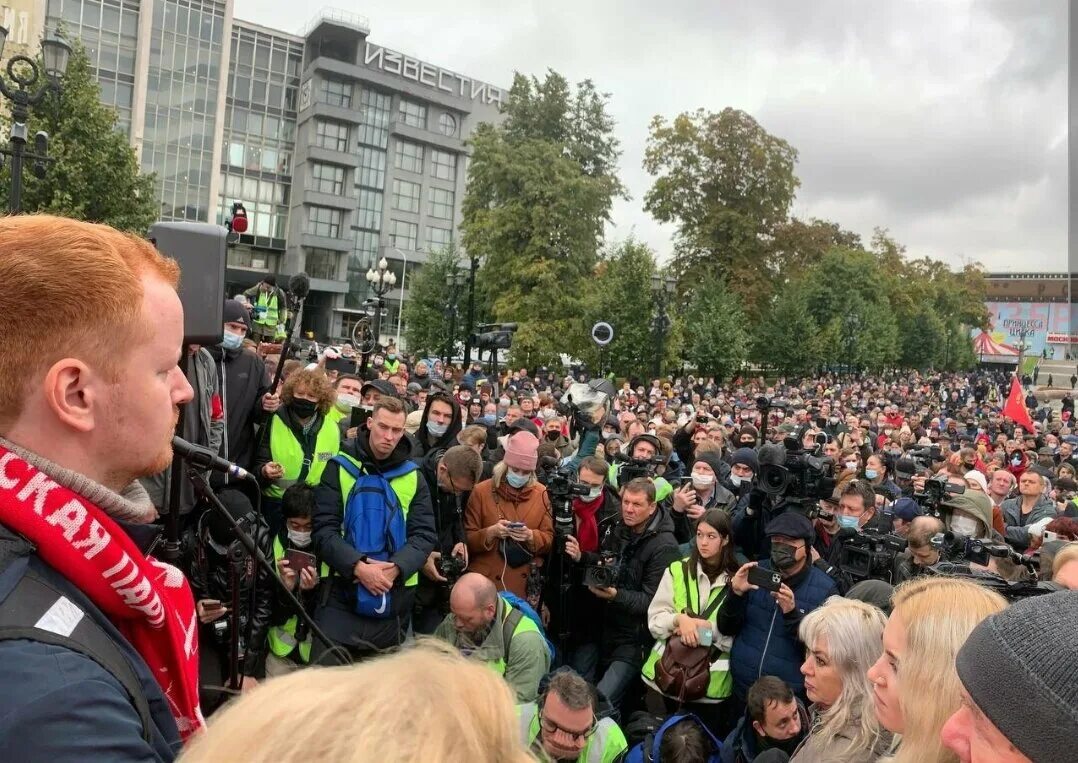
[267,536,330,663]
[606,464,672,502]
[264,414,341,499]
[383,357,400,375]
[641,558,733,701]
[254,290,279,327]
[487,601,542,676]
[326,404,348,426]
[336,453,421,588]
[517,703,628,763]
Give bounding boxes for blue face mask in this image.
[427,421,449,437]
[479,414,497,426]
[837,514,860,530]
[506,471,530,488]
[864,468,879,480]
[219,331,244,351]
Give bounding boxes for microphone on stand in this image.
[171,436,253,481]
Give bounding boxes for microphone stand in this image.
[186,467,352,669]
[227,543,243,692]
[253,281,308,461]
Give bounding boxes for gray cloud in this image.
[239,0,1067,272]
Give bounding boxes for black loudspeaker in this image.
[148,222,227,345]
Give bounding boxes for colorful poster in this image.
[972,302,1075,363]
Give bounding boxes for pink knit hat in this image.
[504,431,540,472]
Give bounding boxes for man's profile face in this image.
[98,276,193,486]
[451,591,495,641]
[941,688,1033,763]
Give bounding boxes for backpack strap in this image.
[501,605,524,665]
[0,568,154,742]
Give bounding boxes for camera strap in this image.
[681,561,726,622]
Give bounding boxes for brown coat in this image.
[465,476,554,597]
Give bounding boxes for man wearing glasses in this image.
[518,669,628,763]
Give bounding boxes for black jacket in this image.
[206,344,271,474]
[184,515,274,679]
[419,450,467,556]
[312,428,437,651]
[412,392,463,459]
[670,483,737,544]
[582,506,680,664]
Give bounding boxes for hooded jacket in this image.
[206,343,271,474]
[1000,494,1056,550]
[721,700,811,763]
[312,427,436,651]
[624,713,723,763]
[412,392,463,459]
[582,506,680,664]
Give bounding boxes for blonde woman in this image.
[791,597,891,763]
[866,577,1007,763]
[180,643,532,762]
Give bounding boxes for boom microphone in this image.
[171,436,253,481]
[288,271,310,300]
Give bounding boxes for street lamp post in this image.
[0,29,71,213]
[443,269,467,365]
[359,256,395,373]
[650,274,676,380]
[462,253,479,367]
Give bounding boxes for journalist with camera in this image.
[824,480,904,589]
[891,515,945,584]
[563,478,680,711]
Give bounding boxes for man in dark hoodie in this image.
[670,451,737,544]
[207,299,278,480]
[312,397,436,659]
[722,676,809,762]
[412,391,463,459]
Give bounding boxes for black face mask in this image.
[770,543,799,571]
[757,730,804,757]
[546,431,561,442]
[741,439,757,449]
[289,399,318,419]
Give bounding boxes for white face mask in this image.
[287,528,312,548]
[729,474,743,488]
[844,460,858,471]
[586,486,603,501]
[692,472,714,489]
[336,393,361,410]
[950,515,979,537]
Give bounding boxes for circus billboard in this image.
[971,302,1073,363]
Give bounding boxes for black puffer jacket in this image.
[206,344,271,474]
[184,515,275,679]
[581,506,680,665]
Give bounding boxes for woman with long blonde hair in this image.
[792,597,891,763]
[867,577,1007,763]
[180,643,532,762]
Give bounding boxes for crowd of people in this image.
[0,216,1076,762]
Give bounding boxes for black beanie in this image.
[222,299,249,328]
[730,447,759,473]
[955,590,1078,762]
[692,451,726,480]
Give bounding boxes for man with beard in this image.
[434,573,550,702]
[0,216,204,757]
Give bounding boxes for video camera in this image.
[470,323,518,351]
[837,529,908,583]
[538,456,590,539]
[757,434,836,511]
[906,445,942,470]
[617,454,666,486]
[582,552,621,589]
[930,531,1019,568]
[913,475,964,516]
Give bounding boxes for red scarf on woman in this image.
[0,445,204,739]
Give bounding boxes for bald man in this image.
[433,572,550,702]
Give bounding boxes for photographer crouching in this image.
[563,478,680,715]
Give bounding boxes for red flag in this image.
[1002,376,1035,433]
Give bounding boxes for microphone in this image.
[171,436,253,481]
[288,271,310,300]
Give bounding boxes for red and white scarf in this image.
[0,444,204,739]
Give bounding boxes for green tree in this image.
[752,282,820,376]
[462,72,624,367]
[403,245,467,358]
[681,277,749,381]
[643,107,799,317]
[899,307,946,370]
[0,41,157,231]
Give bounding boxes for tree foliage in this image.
[752,282,820,377]
[403,245,469,359]
[462,71,624,367]
[0,41,157,231]
[681,277,749,382]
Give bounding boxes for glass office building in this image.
[39,3,505,344]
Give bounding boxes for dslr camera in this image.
[583,552,621,589]
[914,475,964,516]
[617,455,666,486]
[435,554,467,584]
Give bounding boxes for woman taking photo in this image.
[866,577,1006,763]
[791,597,891,763]
[642,509,740,736]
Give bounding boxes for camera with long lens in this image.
[838,529,908,583]
[617,455,666,487]
[539,457,590,539]
[914,475,964,516]
[930,531,1015,567]
[927,532,1050,601]
[757,434,836,512]
[907,445,942,470]
[582,552,621,589]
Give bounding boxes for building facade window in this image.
[357,146,386,189]
[398,98,427,129]
[394,139,424,174]
[319,76,352,108]
[314,120,349,152]
[309,163,345,195]
[430,149,457,181]
[358,88,392,148]
[304,248,340,280]
[355,188,383,230]
[392,178,421,213]
[438,112,458,137]
[428,186,455,221]
[306,205,342,238]
[388,219,418,251]
[427,226,453,253]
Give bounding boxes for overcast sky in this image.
[238,0,1068,273]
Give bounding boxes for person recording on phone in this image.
[725,512,838,702]
[670,452,736,545]
[186,479,273,713]
[266,484,323,674]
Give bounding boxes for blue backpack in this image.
[334,455,417,619]
[498,591,555,663]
